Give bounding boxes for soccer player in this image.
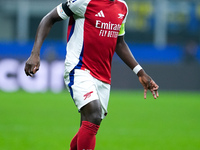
[24,0,159,149]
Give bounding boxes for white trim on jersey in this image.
[65,18,85,73]
[68,0,91,17]
[118,0,128,23]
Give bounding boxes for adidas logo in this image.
[95,10,105,17]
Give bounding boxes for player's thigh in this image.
[80,99,102,125]
[94,78,111,118]
[65,69,100,111]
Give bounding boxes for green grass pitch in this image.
[0,90,200,150]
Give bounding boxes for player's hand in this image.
[24,53,40,77]
[138,74,159,99]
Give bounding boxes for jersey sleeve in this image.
[67,0,90,17]
[118,23,125,36]
[57,3,71,20]
[118,4,128,36]
[57,0,89,19]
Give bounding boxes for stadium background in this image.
[0,0,200,150]
[0,0,200,92]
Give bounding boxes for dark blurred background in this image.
[0,0,200,92]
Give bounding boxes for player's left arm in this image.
[24,3,73,77]
[115,36,159,99]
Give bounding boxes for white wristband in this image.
[133,65,142,74]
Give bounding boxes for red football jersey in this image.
[57,0,128,84]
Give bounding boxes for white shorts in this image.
[64,69,111,119]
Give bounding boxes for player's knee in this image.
[84,106,102,125]
[80,100,102,125]
[90,109,102,125]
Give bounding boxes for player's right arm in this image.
[24,3,73,77]
[115,36,159,99]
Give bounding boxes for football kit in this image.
[57,0,128,84]
[57,0,128,118]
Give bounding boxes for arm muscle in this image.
[115,36,145,76]
[32,8,63,55]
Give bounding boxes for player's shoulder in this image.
[67,0,91,9]
[67,0,91,17]
[116,0,127,5]
[116,0,128,12]
[116,0,128,9]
